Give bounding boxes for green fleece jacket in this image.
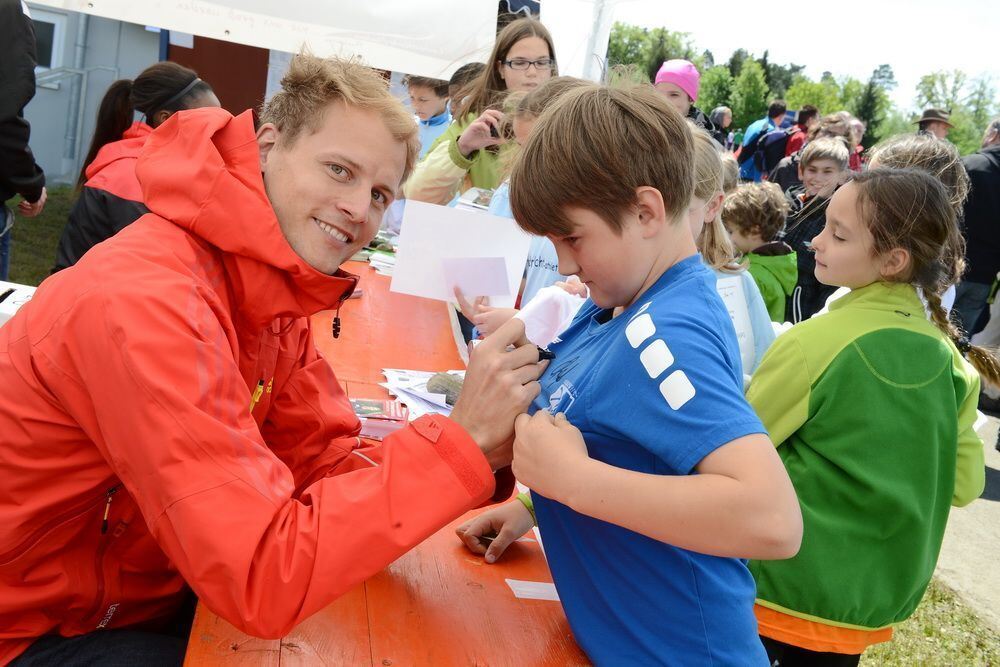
[402,114,507,204]
[747,249,798,322]
[747,282,985,632]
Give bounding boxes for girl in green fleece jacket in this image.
[746,168,998,666]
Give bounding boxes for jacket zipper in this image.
[85,485,125,624]
[0,485,117,565]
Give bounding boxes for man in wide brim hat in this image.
[915,108,953,140]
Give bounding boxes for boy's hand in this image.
[454,286,488,325]
[555,276,588,298]
[512,411,588,502]
[473,306,518,337]
[455,500,534,563]
[449,318,547,470]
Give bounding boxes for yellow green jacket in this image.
[402,114,507,204]
[747,281,985,631]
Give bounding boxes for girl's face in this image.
[686,192,724,247]
[498,36,553,93]
[653,82,692,117]
[811,181,886,289]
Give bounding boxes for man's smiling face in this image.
[258,100,406,274]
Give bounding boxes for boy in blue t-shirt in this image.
[456,84,802,665]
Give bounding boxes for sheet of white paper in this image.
[391,201,532,308]
[505,579,560,602]
[441,256,510,299]
[714,276,754,373]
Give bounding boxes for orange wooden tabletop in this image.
[183,262,588,666]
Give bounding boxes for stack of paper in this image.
[369,250,396,276]
[379,368,464,418]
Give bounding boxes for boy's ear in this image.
[797,163,804,179]
[634,186,668,238]
[879,247,911,280]
[257,123,279,172]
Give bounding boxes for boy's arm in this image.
[746,332,812,445]
[953,371,986,507]
[513,413,802,560]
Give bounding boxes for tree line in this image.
[605,23,997,155]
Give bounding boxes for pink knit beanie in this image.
[654,59,700,102]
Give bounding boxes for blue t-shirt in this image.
[488,182,562,306]
[530,255,769,666]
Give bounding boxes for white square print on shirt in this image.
[659,370,696,410]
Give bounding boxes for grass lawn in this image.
[5,185,1000,666]
[863,579,1000,665]
[8,183,73,286]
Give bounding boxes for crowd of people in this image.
[2,7,1000,666]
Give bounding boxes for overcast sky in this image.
[611,0,999,113]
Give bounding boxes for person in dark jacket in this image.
[52,62,220,272]
[652,59,718,140]
[952,118,1000,335]
[778,138,850,322]
[0,0,47,280]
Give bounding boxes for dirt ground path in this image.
[935,415,1000,632]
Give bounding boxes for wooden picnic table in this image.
[183,262,588,666]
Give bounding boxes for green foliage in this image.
[730,60,770,130]
[698,66,734,116]
[604,21,997,156]
[605,22,702,84]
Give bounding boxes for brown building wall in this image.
[168,35,268,120]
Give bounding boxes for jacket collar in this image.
[828,281,923,316]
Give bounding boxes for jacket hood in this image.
[85,121,152,182]
[135,107,356,327]
[750,251,798,296]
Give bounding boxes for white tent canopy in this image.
[32,0,618,82]
[30,0,500,79]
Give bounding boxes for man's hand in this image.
[455,500,534,563]
[17,187,46,218]
[512,411,589,502]
[449,318,547,470]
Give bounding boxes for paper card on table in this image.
[505,579,560,602]
[391,201,532,308]
[440,256,510,299]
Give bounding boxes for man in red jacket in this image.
[0,55,545,665]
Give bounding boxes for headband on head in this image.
[158,77,203,113]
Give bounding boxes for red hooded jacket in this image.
[0,108,497,664]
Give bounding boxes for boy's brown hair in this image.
[800,137,850,171]
[509,84,693,236]
[723,182,790,243]
[260,54,420,181]
[401,74,449,99]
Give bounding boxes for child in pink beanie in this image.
[654,59,718,138]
